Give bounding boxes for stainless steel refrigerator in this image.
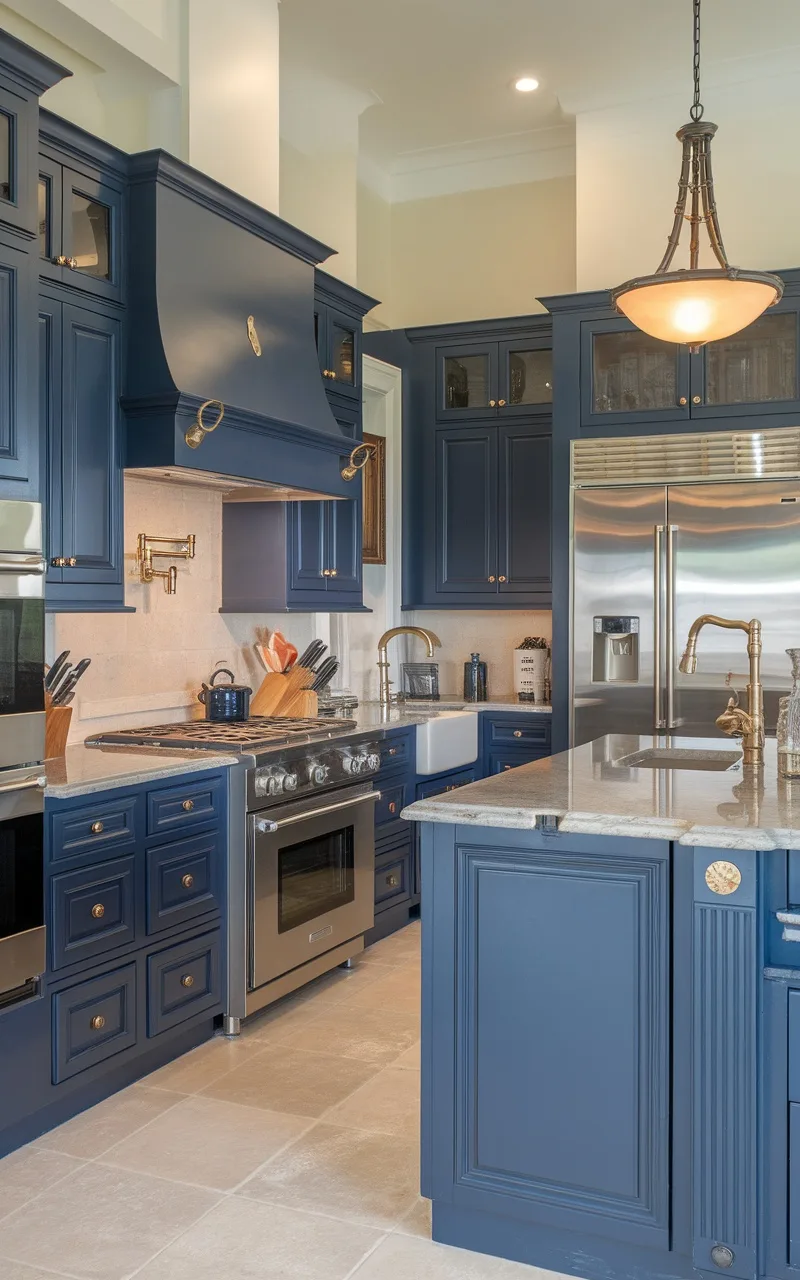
[571,429,800,747]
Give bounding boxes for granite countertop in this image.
[402,733,800,851]
[45,746,240,799]
[354,699,551,726]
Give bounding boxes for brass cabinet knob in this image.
[182,799,194,812]
[679,396,688,406]
[488,575,496,583]
[180,974,194,988]
[67,557,77,566]
[90,1014,106,1030]
[389,747,398,756]
[53,255,77,268]
[91,903,105,919]
[498,575,507,583]
[51,556,66,567]
[693,395,702,404]
[513,730,523,738]
[329,370,337,379]
[388,801,397,814]
[322,569,330,577]
[181,873,194,889]
[488,399,497,407]
[498,399,507,406]
[329,569,337,577]
[503,764,513,771]
[91,820,104,834]
[387,874,399,888]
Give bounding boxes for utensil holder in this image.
[45,704,72,758]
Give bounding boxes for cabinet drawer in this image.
[50,794,138,862]
[375,779,409,830]
[375,844,413,912]
[416,767,478,801]
[50,855,136,970]
[147,931,221,1037]
[487,750,548,776]
[378,731,414,774]
[146,831,221,935]
[485,714,551,748]
[52,963,137,1083]
[147,775,223,837]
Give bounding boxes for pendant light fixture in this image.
[612,0,783,347]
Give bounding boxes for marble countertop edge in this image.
[45,747,240,799]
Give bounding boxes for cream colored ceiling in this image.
[279,0,800,169]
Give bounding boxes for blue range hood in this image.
[124,151,354,500]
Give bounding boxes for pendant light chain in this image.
[690,0,704,121]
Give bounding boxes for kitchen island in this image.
[402,735,800,1280]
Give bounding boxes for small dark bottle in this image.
[463,652,487,702]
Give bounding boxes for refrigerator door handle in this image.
[666,524,679,728]
[654,525,666,729]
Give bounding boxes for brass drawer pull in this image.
[181,873,194,889]
[180,974,194,988]
[388,747,398,756]
[679,396,688,406]
[67,557,77,567]
[513,730,523,738]
[182,799,194,812]
[90,820,104,834]
[90,1014,106,1030]
[51,556,66,567]
[388,801,397,814]
[499,575,507,583]
[693,395,702,404]
[91,903,105,919]
[488,399,497,407]
[386,874,399,888]
[498,399,507,406]
[329,569,337,577]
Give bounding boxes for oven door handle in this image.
[0,555,47,575]
[0,775,46,795]
[254,790,381,834]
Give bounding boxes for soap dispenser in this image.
[463,652,487,702]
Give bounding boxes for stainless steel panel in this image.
[0,925,45,996]
[0,715,45,771]
[572,487,667,746]
[668,480,800,736]
[572,426,800,487]
[248,785,375,991]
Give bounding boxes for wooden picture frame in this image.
[361,431,386,565]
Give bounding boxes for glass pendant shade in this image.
[614,271,783,345]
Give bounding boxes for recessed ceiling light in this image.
[514,76,539,93]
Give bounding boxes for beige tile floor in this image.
[0,921,549,1280]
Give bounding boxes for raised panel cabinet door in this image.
[498,425,551,599]
[288,500,329,596]
[426,830,670,1247]
[435,426,498,596]
[435,342,500,421]
[40,298,64,582]
[60,304,122,583]
[37,155,64,286]
[0,235,38,492]
[326,497,362,597]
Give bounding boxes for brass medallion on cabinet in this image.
[704,860,742,896]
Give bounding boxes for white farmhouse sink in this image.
[416,711,479,776]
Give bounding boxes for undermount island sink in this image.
[416,710,479,776]
[615,747,743,772]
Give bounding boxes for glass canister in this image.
[777,649,800,778]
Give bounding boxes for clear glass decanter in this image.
[777,649,800,778]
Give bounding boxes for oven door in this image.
[248,785,379,991]
[0,768,46,1006]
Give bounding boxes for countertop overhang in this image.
[402,733,800,850]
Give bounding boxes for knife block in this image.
[45,698,72,759]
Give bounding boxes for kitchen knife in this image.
[48,664,75,705]
[52,657,91,706]
[296,640,327,671]
[45,650,70,692]
[310,656,340,692]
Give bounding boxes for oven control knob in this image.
[282,771,299,792]
[342,752,367,775]
[310,763,330,786]
[366,752,381,772]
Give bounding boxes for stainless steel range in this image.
[87,716,382,1033]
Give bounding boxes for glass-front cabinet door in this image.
[0,85,36,235]
[581,318,690,427]
[38,160,122,301]
[436,342,500,420]
[690,309,800,418]
[319,306,361,403]
[498,338,553,418]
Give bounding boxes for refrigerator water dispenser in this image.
[592,617,639,683]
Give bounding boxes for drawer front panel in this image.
[147,775,223,837]
[51,795,138,862]
[416,767,478,801]
[485,714,551,748]
[50,855,137,970]
[375,779,409,830]
[487,750,548,776]
[378,731,414,774]
[53,963,137,1083]
[146,831,221,934]
[375,844,413,911]
[147,931,221,1037]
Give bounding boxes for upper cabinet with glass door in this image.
[581,317,691,428]
[690,308,800,419]
[0,32,70,240]
[314,271,378,409]
[38,151,124,303]
[435,331,553,421]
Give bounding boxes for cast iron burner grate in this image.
[86,716,358,753]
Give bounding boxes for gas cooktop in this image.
[86,716,359,753]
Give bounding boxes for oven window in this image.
[0,813,44,941]
[278,824,355,935]
[0,599,45,716]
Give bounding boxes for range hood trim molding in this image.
[127,150,336,268]
[315,268,379,319]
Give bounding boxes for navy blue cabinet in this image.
[39,291,125,611]
[314,270,377,407]
[0,36,66,240]
[436,331,552,422]
[37,154,124,304]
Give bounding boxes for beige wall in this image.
[280,140,359,283]
[357,183,393,328]
[386,176,576,328]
